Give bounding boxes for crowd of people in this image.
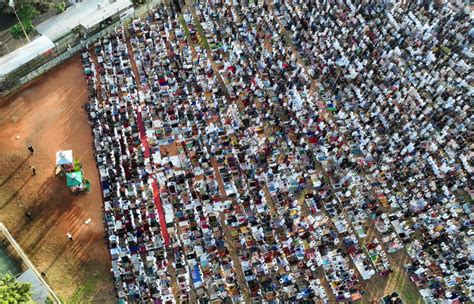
[82,28,174,302]
[274,0,472,302]
[81,1,472,303]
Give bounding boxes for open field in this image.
[0,56,115,303]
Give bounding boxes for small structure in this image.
[66,171,83,187]
[56,150,90,193]
[55,150,73,166]
[55,149,75,175]
[65,170,90,193]
[36,0,134,42]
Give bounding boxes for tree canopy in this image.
[17,3,40,20]
[10,20,34,39]
[9,3,38,39]
[0,274,33,304]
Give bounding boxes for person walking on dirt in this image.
[67,232,73,242]
[31,166,36,175]
[28,145,35,155]
[25,212,32,221]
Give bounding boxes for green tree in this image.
[17,3,39,20]
[9,3,38,39]
[55,1,65,13]
[0,274,33,303]
[10,20,34,39]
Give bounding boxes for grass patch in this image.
[178,14,191,41]
[386,265,423,304]
[398,283,423,304]
[194,20,210,50]
[66,273,100,304]
[179,13,210,50]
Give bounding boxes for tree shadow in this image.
[25,209,81,256]
[43,242,69,274]
[0,154,31,187]
[18,175,82,254]
[0,174,33,210]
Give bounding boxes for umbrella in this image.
[56,150,73,165]
[66,172,83,187]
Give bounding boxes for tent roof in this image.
[56,150,73,165]
[66,172,83,187]
[0,36,55,77]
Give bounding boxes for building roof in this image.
[17,268,49,304]
[0,36,55,77]
[36,0,133,41]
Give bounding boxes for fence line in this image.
[0,223,61,304]
[1,0,163,97]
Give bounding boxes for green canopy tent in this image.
[66,172,83,187]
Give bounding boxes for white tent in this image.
[56,150,73,165]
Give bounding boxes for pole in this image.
[10,0,30,42]
[0,42,10,53]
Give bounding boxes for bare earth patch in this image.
[0,56,115,303]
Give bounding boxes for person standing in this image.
[27,145,35,155]
[31,166,36,176]
[66,232,73,242]
[24,212,32,221]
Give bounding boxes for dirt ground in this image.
[0,56,115,303]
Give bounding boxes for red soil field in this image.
[0,56,115,302]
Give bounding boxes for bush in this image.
[10,23,25,39]
[17,4,39,20]
[9,3,38,40]
[34,2,50,14]
[55,2,65,13]
[132,0,145,6]
[73,158,82,172]
[0,274,33,303]
[45,297,55,304]
[10,20,34,39]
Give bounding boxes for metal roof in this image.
[0,36,55,77]
[36,0,133,42]
[17,268,49,304]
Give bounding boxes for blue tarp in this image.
[193,264,202,283]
